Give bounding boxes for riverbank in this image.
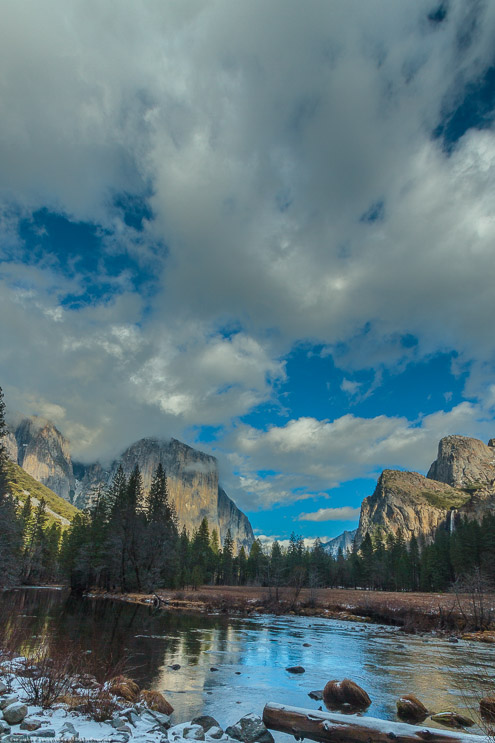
[86,585,495,635]
[0,650,271,743]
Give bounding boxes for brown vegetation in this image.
[139,689,174,714]
[95,585,495,633]
[107,675,140,702]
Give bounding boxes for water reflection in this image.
[0,588,494,732]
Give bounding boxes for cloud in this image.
[1,1,495,503]
[222,400,495,510]
[298,507,361,522]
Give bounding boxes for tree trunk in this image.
[262,703,482,743]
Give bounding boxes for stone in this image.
[3,703,28,725]
[0,683,8,695]
[29,729,56,738]
[141,709,171,730]
[323,679,371,711]
[20,720,42,731]
[396,694,428,721]
[169,664,181,671]
[60,721,79,739]
[0,720,10,734]
[191,716,220,733]
[182,725,205,740]
[286,666,305,674]
[430,712,474,728]
[448,637,459,643]
[208,727,224,739]
[308,691,323,701]
[111,718,128,730]
[225,713,274,743]
[302,643,311,647]
[480,696,495,721]
[210,667,218,672]
[0,697,18,711]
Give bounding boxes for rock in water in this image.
[323,679,371,710]
[286,666,305,674]
[3,702,28,725]
[226,713,275,743]
[396,694,428,721]
[430,712,474,728]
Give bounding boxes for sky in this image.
[1,1,495,545]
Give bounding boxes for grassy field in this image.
[5,460,79,526]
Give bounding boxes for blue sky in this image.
[1,1,495,545]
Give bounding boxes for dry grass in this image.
[107,675,140,702]
[139,689,174,714]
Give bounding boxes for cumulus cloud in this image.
[1,1,495,501]
[298,507,361,522]
[222,400,495,510]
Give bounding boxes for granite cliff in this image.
[323,529,357,556]
[7,416,75,501]
[75,438,254,550]
[7,417,254,550]
[355,435,495,545]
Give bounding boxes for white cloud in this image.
[298,507,361,522]
[221,400,495,510]
[1,1,495,505]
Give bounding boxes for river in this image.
[1,587,493,734]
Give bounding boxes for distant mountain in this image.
[322,529,357,556]
[4,459,79,527]
[7,416,254,550]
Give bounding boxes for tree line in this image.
[1,386,494,593]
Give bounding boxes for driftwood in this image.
[262,703,483,743]
[152,593,169,609]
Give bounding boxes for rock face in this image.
[356,469,470,545]
[6,418,253,550]
[323,529,357,556]
[427,435,495,489]
[76,438,254,550]
[356,435,495,545]
[7,417,75,501]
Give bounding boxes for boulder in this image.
[0,720,10,734]
[0,682,8,694]
[140,708,171,730]
[396,694,428,721]
[323,679,371,710]
[182,724,205,740]
[226,713,274,743]
[3,702,28,725]
[169,664,181,671]
[139,689,174,715]
[31,729,56,738]
[60,721,79,739]
[480,696,495,721]
[0,696,18,710]
[286,666,305,674]
[430,712,474,728]
[208,727,224,739]
[20,719,42,731]
[191,716,220,733]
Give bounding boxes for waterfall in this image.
[449,509,457,534]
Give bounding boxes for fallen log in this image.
[262,703,483,743]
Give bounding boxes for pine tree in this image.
[0,386,21,586]
[221,529,234,585]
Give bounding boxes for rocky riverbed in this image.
[0,653,274,743]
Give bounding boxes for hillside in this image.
[5,460,79,527]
